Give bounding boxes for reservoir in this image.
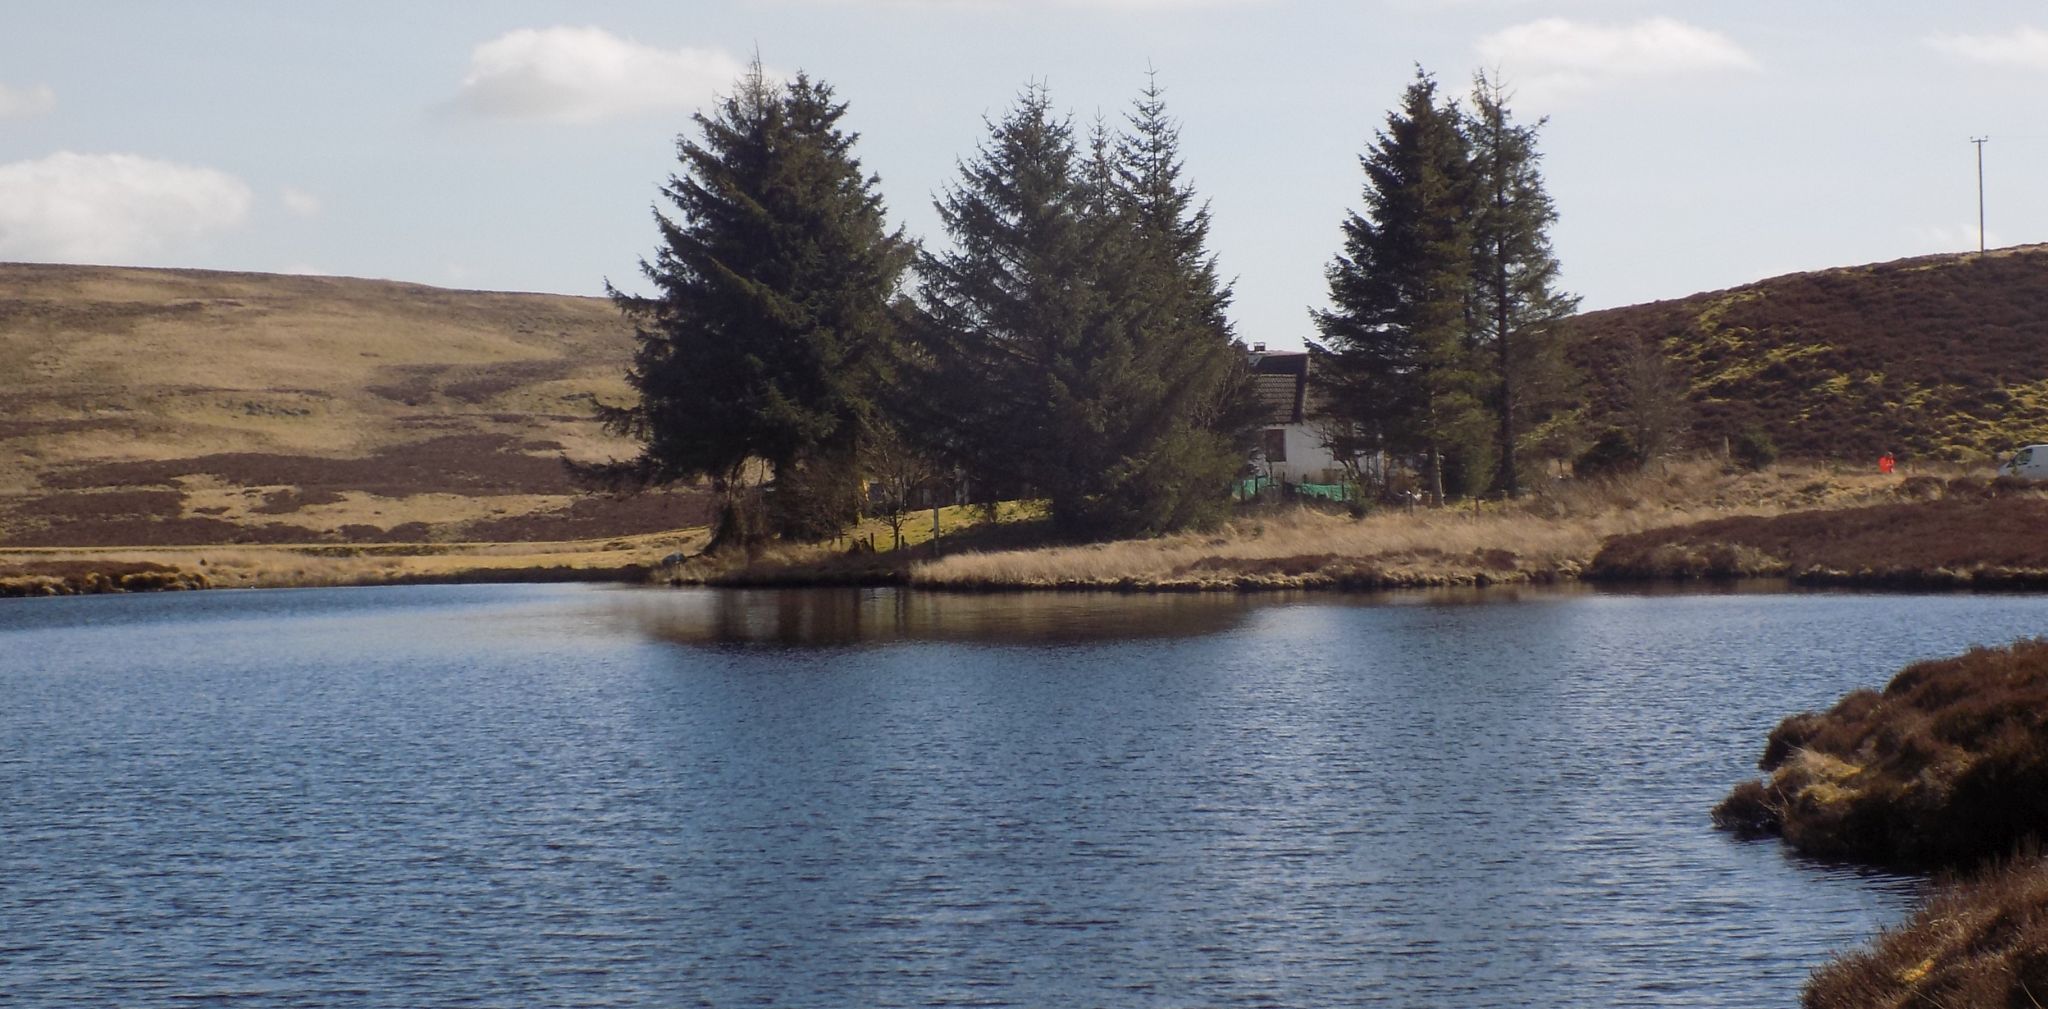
[5,584,2041,1006]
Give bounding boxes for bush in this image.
[1731,427,1778,471]
[1573,427,1642,478]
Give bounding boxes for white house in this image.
[1247,345,1350,485]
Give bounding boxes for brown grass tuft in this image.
[1714,639,2048,868]
[1804,856,2048,1009]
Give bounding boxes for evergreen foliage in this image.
[1574,427,1643,478]
[908,80,1254,539]
[1466,71,1581,495]
[585,62,911,550]
[1312,69,1490,503]
[1732,427,1778,471]
[1314,69,1581,501]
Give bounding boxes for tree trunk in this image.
[1428,444,1446,505]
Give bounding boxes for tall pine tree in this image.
[585,62,911,549]
[1313,69,1488,503]
[1467,71,1580,496]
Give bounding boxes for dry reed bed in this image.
[909,462,1908,591]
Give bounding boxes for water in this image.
[4,583,2043,1007]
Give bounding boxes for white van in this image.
[1997,444,2048,480]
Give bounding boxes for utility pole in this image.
[1972,136,1990,253]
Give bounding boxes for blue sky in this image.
[4,2,2047,348]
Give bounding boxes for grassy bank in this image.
[0,528,703,596]
[1591,475,2048,587]
[1803,857,2048,1009]
[682,461,1929,591]
[1714,639,2048,868]
[1715,639,2048,1007]
[14,461,2044,598]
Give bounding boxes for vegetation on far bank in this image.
[1591,474,2048,587]
[0,529,702,597]
[679,460,1932,591]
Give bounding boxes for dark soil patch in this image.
[252,487,347,514]
[443,359,572,404]
[457,491,713,541]
[364,364,449,405]
[6,489,184,519]
[41,434,576,496]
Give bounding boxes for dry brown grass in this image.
[0,526,706,595]
[0,262,704,547]
[907,460,1918,590]
[1804,856,2048,1009]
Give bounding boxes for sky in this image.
[3,1,2047,350]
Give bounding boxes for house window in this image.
[1262,428,1287,463]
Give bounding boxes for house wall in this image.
[1261,423,1348,484]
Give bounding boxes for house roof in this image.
[1249,351,1308,425]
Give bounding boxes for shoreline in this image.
[11,465,2048,599]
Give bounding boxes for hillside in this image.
[1574,245,2048,462]
[0,263,708,548]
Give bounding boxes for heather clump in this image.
[1713,639,2048,867]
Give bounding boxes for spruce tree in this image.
[1313,69,1487,503]
[908,85,1098,527]
[1100,75,1261,532]
[909,80,1253,538]
[585,62,911,549]
[1467,71,1580,496]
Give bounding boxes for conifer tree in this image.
[1100,76,1262,532]
[909,80,1254,537]
[1313,69,1487,502]
[585,62,911,550]
[1467,71,1580,496]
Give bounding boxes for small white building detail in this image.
[1247,345,1349,485]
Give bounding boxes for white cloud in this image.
[1928,26,2048,70]
[0,82,55,119]
[449,26,747,124]
[0,152,253,263]
[280,185,322,218]
[1475,17,1758,100]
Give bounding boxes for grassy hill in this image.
[0,262,709,550]
[1574,245,2048,462]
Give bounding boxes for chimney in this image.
[1252,342,1267,352]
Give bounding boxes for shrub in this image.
[1574,427,1642,478]
[1731,427,1778,471]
